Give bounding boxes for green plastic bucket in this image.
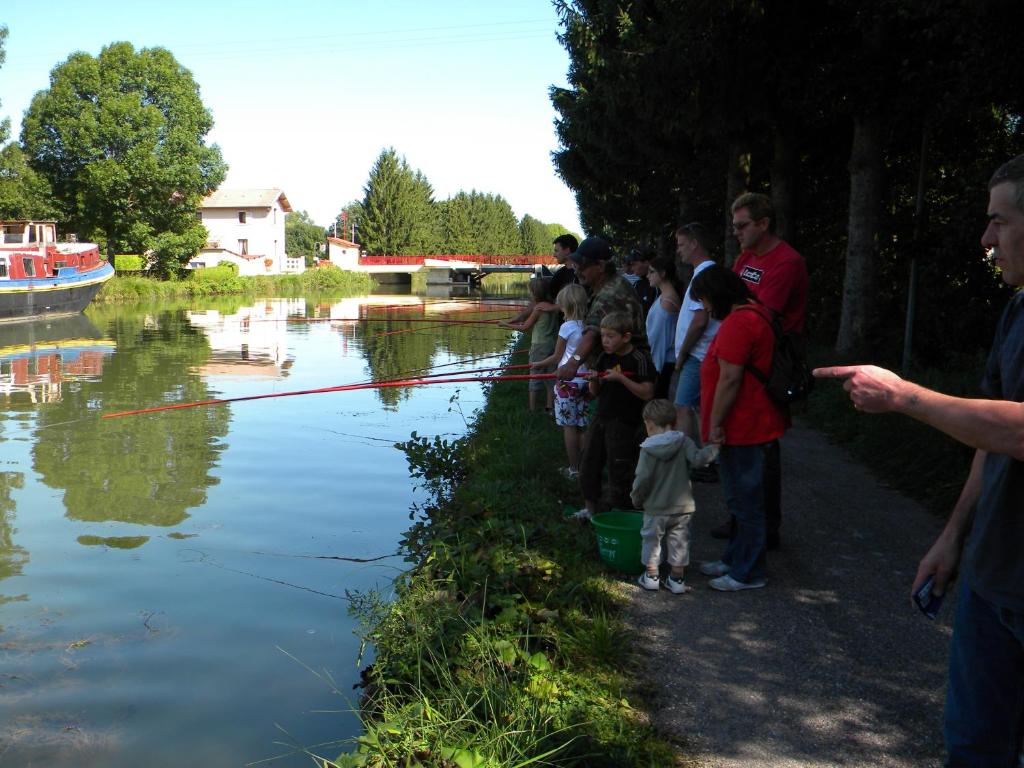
[591,509,644,573]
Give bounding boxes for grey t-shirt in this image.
[965,292,1024,610]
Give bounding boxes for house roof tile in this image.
[202,188,292,212]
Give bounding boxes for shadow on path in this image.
[628,425,952,767]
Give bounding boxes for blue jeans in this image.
[674,355,702,407]
[945,580,1024,767]
[718,443,768,583]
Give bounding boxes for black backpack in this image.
[737,305,815,405]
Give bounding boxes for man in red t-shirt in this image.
[731,193,808,333]
[712,193,808,550]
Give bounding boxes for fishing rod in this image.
[366,347,528,382]
[313,317,505,326]
[102,369,612,420]
[373,321,510,338]
[103,372,566,420]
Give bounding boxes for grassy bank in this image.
[802,347,984,513]
[95,266,374,303]
[336,351,677,767]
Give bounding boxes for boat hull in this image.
[0,262,114,322]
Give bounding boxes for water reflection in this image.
[0,470,27,606]
[0,315,113,404]
[323,295,518,409]
[33,310,228,531]
[187,299,302,380]
[0,291,525,766]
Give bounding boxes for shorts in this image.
[674,355,702,408]
[529,346,555,392]
[554,381,589,427]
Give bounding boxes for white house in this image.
[195,189,303,275]
[326,236,362,268]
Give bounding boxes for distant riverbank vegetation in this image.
[336,354,675,767]
[95,264,373,303]
[291,146,581,265]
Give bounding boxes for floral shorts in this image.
[554,381,589,427]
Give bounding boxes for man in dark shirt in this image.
[624,247,657,319]
[549,234,579,299]
[815,155,1024,767]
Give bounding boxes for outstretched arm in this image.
[813,365,1024,460]
[534,336,568,371]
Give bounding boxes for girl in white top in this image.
[533,284,590,478]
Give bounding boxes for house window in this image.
[238,211,247,224]
[238,239,248,255]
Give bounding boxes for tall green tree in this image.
[551,0,1024,363]
[0,144,60,220]
[20,42,227,272]
[360,148,440,255]
[519,214,550,255]
[407,170,442,254]
[441,192,476,254]
[468,192,519,255]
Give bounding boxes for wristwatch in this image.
[571,354,582,362]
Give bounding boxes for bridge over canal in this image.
[326,238,559,287]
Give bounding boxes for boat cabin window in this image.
[0,259,7,278]
[2,225,24,244]
[22,257,35,277]
[54,261,67,270]
[238,211,247,224]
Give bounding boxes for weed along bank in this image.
[340,343,676,766]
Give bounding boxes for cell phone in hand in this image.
[913,576,945,620]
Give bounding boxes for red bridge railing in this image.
[357,254,557,266]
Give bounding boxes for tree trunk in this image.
[771,123,799,245]
[836,113,883,356]
[902,126,929,373]
[724,140,749,267]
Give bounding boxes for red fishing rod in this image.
[367,347,528,382]
[102,371,598,420]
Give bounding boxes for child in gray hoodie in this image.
[631,399,719,593]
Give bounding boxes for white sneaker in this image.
[665,576,691,594]
[637,572,660,591]
[560,466,580,480]
[571,508,592,521]
[699,560,730,577]
[709,574,766,592]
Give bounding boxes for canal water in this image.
[0,292,519,766]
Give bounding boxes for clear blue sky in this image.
[0,0,582,233]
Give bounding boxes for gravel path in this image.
[627,424,954,767]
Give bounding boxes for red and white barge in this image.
[0,221,114,321]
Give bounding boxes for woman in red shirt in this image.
[689,265,785,591]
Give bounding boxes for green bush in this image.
[95,268,374,304]
[114,254,144,272]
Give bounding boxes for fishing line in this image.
[245,550,399,563]
[181,549,351,601]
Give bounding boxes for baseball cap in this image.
[569,236,612,266]
[625,246,654,264]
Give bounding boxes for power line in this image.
[0,18,559,72]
